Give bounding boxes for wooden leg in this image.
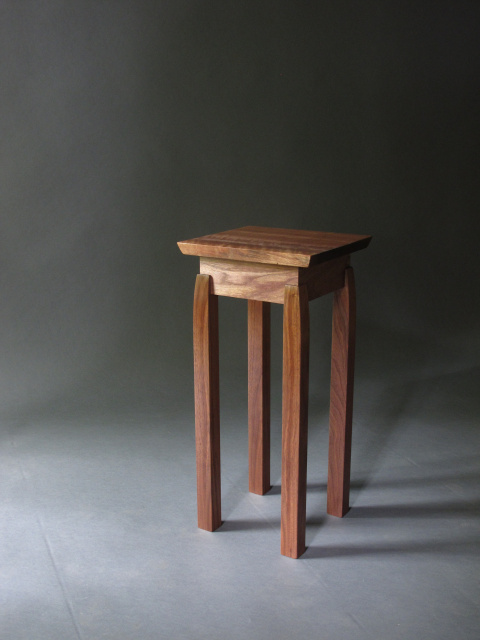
[281,285,309,558]
[193,274,221,531]
[248,300,271,495]
[327,267,356,517]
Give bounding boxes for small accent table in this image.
[178,226,371,558]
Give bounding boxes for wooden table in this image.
[178,226,372,558]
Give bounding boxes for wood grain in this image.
[193,274,221,531]
[248,300,271,495]
[200,257,297,303]
[327,267,356,518]
[281,284,309,558]
[182,228,371,555]
[300,255,349,301]
[179,226,372,267]
[200,255,350,304]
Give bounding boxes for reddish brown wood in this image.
[179,226,372,267]
[248,300,271,495]
[193,274,221,531]
[327,267,356,517]
[201,257,297,303]
[281,284,309,558]
[300,255,350,301]
[200,255,350,304]
[180,227,371,557]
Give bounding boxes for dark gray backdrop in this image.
[1,2,478,423]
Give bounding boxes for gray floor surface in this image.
[1,364,479,640]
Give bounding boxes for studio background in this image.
[1,3,479,639]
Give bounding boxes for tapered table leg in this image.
[193,274,221,531]
[327,267,356,517]
[248,300,271,495]
[281,285,309,558]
